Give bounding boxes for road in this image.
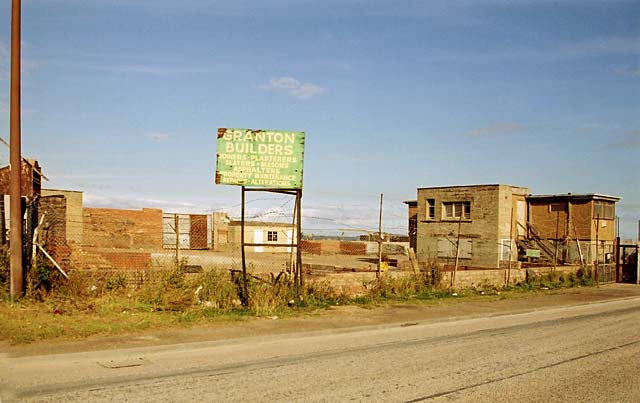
[2,295,640,402]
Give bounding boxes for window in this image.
[426,198,435,220]
[442,201,471,220]
[594,201,614,220]
[267,231,278,242]
[549,203,566,212]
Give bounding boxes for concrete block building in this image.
[408,184,621,269]
[414,184,529,268]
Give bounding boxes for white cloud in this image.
[262,76,326,99]
[146,132,170,142]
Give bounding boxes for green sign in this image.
[525,249,541,258]
[215,128,305,189]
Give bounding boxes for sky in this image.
[0,0,638,239]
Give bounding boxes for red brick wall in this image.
[300,240,321,255]
[102,252,151,270]
[340,242,367,255]
[39,195,71,266]
[83,208,163,249]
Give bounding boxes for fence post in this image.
[174,214,180,267]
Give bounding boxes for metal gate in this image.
[618,243,639,284]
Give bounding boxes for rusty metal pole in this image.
[296,189,303,289]
[9,0,23,299]
[240,186,248,306]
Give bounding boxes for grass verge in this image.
[0,262,596,345]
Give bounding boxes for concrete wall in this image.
[83,207,163,250]
[42,189,83,245]
[416,184,529,269]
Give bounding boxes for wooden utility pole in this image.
[507,206,514,286]
[553,211,560,272]
[594,214,600,284]
[10,0,23,299]
[377,193,383,279]
[451,214,463,288]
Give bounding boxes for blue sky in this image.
[0,0,638,238]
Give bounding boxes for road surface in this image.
[2,294,640,402]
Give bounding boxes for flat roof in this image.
[417,184,528,191]
[42,188,83,194]
[527,193,621,202]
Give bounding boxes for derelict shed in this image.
[0,159,44,244]
[0,158,42,198]
[526,193,621,264]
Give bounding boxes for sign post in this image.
[215,128,305,305]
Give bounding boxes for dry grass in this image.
[0,259,594,345]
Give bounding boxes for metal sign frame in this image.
[215,128,306,305]
[240,187,303,304]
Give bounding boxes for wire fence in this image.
[0,190,630,297]
[24,192,408,282]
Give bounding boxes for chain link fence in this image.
[0,190,625,298]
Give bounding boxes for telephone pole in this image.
[10,0,23,299]
[377,193,383,279]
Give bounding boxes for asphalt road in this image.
[2,296,640,402]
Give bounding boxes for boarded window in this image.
[437,238,472,259]
[501,239,513,261]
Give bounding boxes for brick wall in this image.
[102,252,151,270]
[301,240,322,255]
[340,241,367,255]
[38,195,71,267]
[83,207,163,250]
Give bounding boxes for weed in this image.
[106,274,128,292]
[0,246,9,298]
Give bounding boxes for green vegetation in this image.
[0,256,596,345]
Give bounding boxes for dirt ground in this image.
[3,283,639,358]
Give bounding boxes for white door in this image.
[253,229,264,252]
